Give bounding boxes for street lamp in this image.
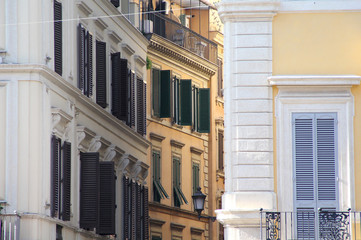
[192,187,216,222]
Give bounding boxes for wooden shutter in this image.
[137,78,144,135]
[123,176,130,240]
[192,164,199,194]
[78,24,85,91]
[97,161,115,235]
[136,183,141,239]
[87,33,93,97]
[96,40,107,108]
[111,53,121,118]
[111,0,120,8]
[192,87,199,131]
[198,88,210,133]
[143,187,149,240]
[179,80,192,125]
[51,135,61,218]
[130,71,136,128]
[160,70,171,118]
[80,152,99,230]
[143,82,147,136]
[62,141,71,221]
[152,69,160,117]
[173,158,181,206]
[218,131,224,170]
[173,77,179,123]
[217,58,223,97]
[54,0,62,76]
[119,59,129,121]
[131,181,137,239]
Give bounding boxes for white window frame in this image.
[270,75,360,214]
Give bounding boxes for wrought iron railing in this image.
[261,209,355,240]
[0,214,20,240]
[144,12,218,63]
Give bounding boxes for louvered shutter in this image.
[130,71,136,128]
[97,161,115,235]
[136,183,141,239]
[218,132,224,170]
[217,58,223,97]
[111,0,120,8]
[143,82,147,136]
[179,80,192,125]
[78,25,85,91]
[143,187,149,240]
[80,152,99,230]
[62,141,71,221]
[123,176,129,240]
[173,77,180,123]
[160,70,171,118]
[131,181,137,239]
[51,135,60,218]
[54,0,62,76]
[119,59,129,121]
[87,33,93,97]
[137,78,144,135]
[96,40,107,108]
[192,87,199,131]
[111,53,121,118]
[198,88,210,133]
[152,69,160,117]
[192,164,199,194]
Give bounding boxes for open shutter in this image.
[111,53,121,118]
[192,87,199,131]
[97,161,115,235]
[80,152,99,230]
[123,176,130,240]
[130,71,136,128]
[152,69,160,117]
[137,78,144,135]
[143,187,149,240]
[179,80,192,125]
[143,82,147,136]
[198,88,210,133]
[78,24,85,91]
[96,40,107,108]
[62,141,71,221]
[160,70,171,118]
[87,33,93,97]
[54,0,62,76]
[217,58,223,97]
[51,135,60,218]
[111,0,120,8]
[119,59,129,121]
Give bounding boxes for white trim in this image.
[269,75,361,87]
[279,0,361,13]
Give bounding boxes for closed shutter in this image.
[218,132,224,170]
[136,183,141,239]
[51,135,61,218]
[62,141,71,221]
[111,53,121,118]
[143,82,147,136]
[160,70,171,118]
[96,40,107,108]
[152,69,160,117]
[217,58,223,97]
[130,71,135,128]
[80,152,99,230]
[78,24,85,91]
[123,176,130,240]
[131,181,137,239]
[198,88,210,133]
[192,87,199,131]
[173,77,179,123]
[179,80,192,125]
[137,78,144,135]
[97,161,115,235]
[87,33,93,97]
[111,0,120,8]
[119,59,129,121]
[143,187,149,240]
[54,0,62,76]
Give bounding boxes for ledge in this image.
[122,43,135,56]
[170,223,186,231]
[134,55,146,67]
[268,75,361,87]
[190,146,203,155]
[190,227,204,235]
[170,139,185,148]
[150,218,166,227]
[108,30,122,43]
[94,18,109,30]
[149,132,166,142]
[76,1,93,16]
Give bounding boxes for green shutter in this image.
[198,88,210,133]
[179,80,192,125]
[192,164,199,194]
[160,70,171,118]
[152,69,160,117]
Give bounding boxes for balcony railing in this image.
[0,214,20,240]
[144,13,218,64]
[261,209,356,240]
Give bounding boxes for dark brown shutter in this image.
[136,184,141,239]
[137,78,144,135]
[97,162,115,235]
[143,187,149,240]
[62,141,71,221]
[111,53,121,119]
[123,176,129,240]
[119,59,129,121]
[54,0,62,76]
[111,0,120,8]
[96,40,107,108]
[87,33,93,97]
[130,72,135,128]
[131,182,137,239]
[143,82,147,136]
[80,152,99,230]
[51,135,60,218]
[218,131,224,170]
[78,24,85,91]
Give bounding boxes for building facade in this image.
[0,0,150,239]
[217,0,361,239]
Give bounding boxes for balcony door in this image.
[293,113,338,239]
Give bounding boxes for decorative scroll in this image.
[266,212,281,240]
[319,210,350,240]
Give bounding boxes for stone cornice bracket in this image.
[51,108,72,136]
[63,122,72,141]
[77,131,86,149]
[141,169,149,185]
[217,0,280,22]
[104,144,116,162]
[88,136,102,152]
[118,154,130,175]
[131,160,142,181]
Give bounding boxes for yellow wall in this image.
[273,12,361,210]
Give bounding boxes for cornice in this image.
[148,35,217,77]
[190,146,203,155]
[149,132,166,142]
[268,75,361,87]
[170,139,185,148]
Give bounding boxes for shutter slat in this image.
[130,72,136,128]
[51,135,60,218]
[62,141,71,221]
[198,88,210,133]
[160,70,171,118]
[137,77,144,135]
[87,33,93,97]
[143,82,147,136]
[120,59,128,121]
[78,25,85,91]
[136,183,141,239]
[179,79,192,125]
[96,40,107,108]
[297,208,316,239]
[54,0,62,76]
[123,176,129,239]
[80,152,99,230]
[97,162,115,235]
[131,181,136,239]
[143,187,149,240]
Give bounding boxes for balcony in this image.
[0,214,20,240]
[143,13,217,64]
[261,209,357,240]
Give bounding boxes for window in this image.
[293,113,337,239]
[50,135,71,221]
[54,0,62,76]
[96,40,107,108]
[173,157,188,207]
[79,152,115,235]
[192,163,199,194]
[218,131,224,171]
[152,151,168,202]
[78,24,93,97]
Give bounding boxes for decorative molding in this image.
[170,223,186,231]
[170,139,185,148]
[268,75,361,87]
[108,30,122,44]
[279,1,361,13]
[88,136,102,152]
[118,154,130,174]
[149,132,166,142]
[94,18,108,30]
[190,227,205,235]
[51,108,72,137]
[122,43,135,56]
[215,117,224,128]
[76,1,93,16]
[134,55,146,67]
[131,160,142,180]
[104,144,116,162]
[190,146,203,155]
[150,218,166,227]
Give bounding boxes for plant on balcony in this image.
[146,56,152,70]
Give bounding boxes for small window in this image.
[173,157,188,207]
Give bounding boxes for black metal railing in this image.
[262,209,353,240]
[0,214,20,240]
[144,12,217,63]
